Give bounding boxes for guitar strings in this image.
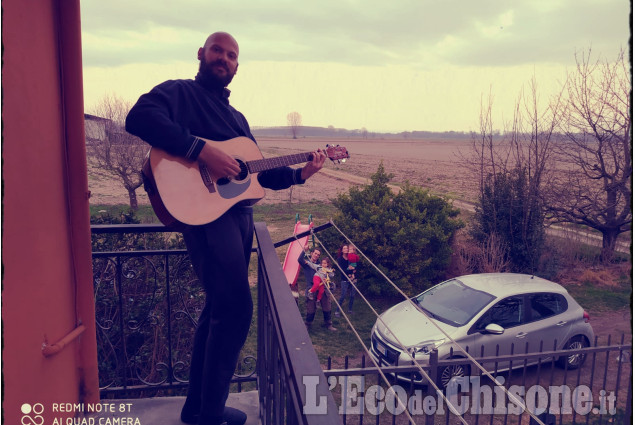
[247,152,313,173]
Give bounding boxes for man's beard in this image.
[198,57,235,88]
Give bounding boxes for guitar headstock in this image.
[325,144,349,164]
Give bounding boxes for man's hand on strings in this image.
[301,149,327,180]
[198,142,241,181]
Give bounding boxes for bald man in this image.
[126,32,326,425]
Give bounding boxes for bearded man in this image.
[126,32,326,425]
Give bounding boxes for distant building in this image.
[84,113,129,145]
[84,113,108,143]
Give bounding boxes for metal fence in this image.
[255,222,341,425]
[324,337,632,424]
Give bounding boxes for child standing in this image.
[308,258,335,302]
[347,245,360,281]
[337,244,359,315]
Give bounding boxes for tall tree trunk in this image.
[601,229,618,263]
[128,188,138,210]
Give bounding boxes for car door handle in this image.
[556,321,567,326]
[515,332,528,338]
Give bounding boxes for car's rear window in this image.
[529,292,568,321]
[415,279,496,326]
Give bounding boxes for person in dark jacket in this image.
[298,247,336,331]
[298,247,321,297]
[336,244,358,315]
[126,32,326,425]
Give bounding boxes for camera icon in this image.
[21,403,44,425]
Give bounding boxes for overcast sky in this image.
[81,0,630,133]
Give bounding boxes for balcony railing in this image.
[92,224,215,395]
[91,222,341,423]
[254,222,340,424]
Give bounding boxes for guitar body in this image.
[143,136,266,227]
[142,136,349,228]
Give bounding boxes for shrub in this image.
[91,208,185,252]
[472,167,544,273]
[331,163,463,297]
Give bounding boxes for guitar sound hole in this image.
[217,160,248,186]
[236,160,248,181]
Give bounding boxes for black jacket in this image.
[126,74,304,190]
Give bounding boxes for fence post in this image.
[426,349,438,425]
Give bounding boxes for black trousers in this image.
[181,206,254,425]
[305,296,333,326]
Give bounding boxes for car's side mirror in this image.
[484,323,504,335]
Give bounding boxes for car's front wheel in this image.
[438,358,470,389]
[557,336,589,369]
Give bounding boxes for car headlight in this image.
[408,339,446,355]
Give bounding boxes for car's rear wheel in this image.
[438,358,470,389]
[557,336,589,369]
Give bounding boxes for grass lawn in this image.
[235,273,402,394]
[564,271,632,312]
[293,278,399,365]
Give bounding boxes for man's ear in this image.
[197,47,203,60]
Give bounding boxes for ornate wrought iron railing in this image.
[91,222,341,424]
[91,224,257,397]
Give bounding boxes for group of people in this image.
[297,243,361,330]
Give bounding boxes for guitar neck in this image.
[247,152,313,173]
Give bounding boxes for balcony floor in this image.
[96,391,259,424]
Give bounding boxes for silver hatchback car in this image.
[369,273,594,387]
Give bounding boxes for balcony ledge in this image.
[95,391,259,425]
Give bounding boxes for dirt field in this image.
[88,136,478,206]
[259,136,478,202]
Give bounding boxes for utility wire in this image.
[305,230,468,424]
[315,220,545,425]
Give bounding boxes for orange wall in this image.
[3,0,99,423]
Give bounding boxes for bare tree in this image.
[479,233,511,273]
[547,48,631,262]
[454,231,510,274]
[87,94,147,210]
[465,79,561,271]
[287,111,302,139]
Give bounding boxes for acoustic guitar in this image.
[142,136,349,227]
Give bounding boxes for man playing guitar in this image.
[126,32,326,425]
